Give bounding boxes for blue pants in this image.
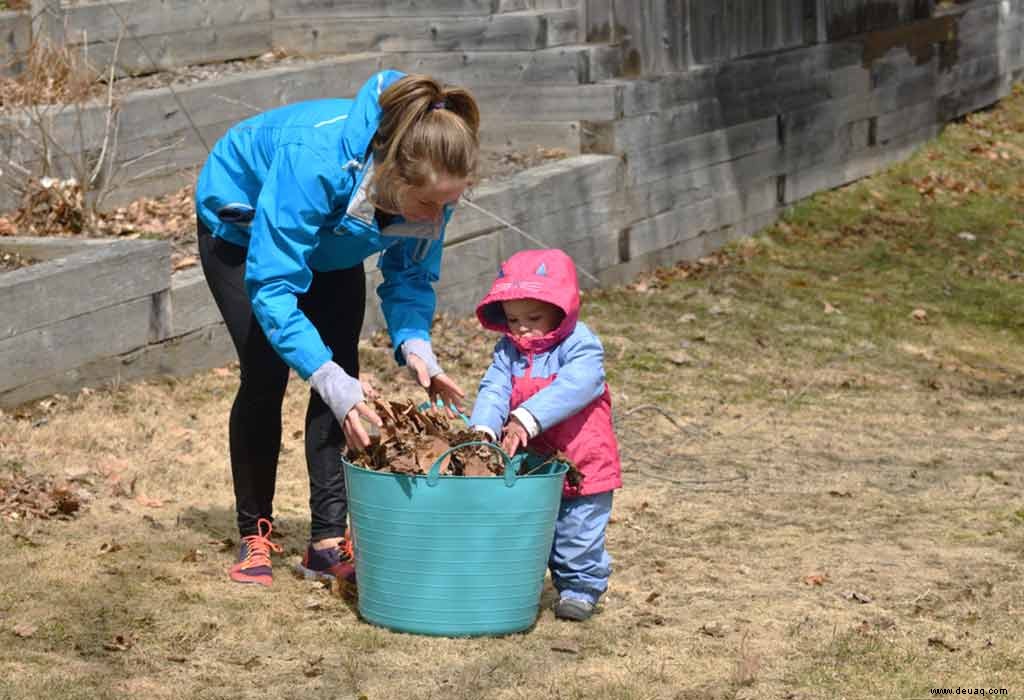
[549,491,614,606]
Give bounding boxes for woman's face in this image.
[398,175,470,223]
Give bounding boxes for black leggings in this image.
[197,219,365,541]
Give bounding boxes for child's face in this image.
[501,299,562,339]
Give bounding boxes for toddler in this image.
[469,248,622,621]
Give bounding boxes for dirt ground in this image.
[1,87,1023,700]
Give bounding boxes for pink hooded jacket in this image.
[468,249,622,497]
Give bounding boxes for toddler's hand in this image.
[501,417,530,456]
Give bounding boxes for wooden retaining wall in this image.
[0,1,581,77]
[1,0,1022,407]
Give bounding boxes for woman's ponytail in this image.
[369,74,480,214]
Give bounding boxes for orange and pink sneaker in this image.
[229,518,283,587]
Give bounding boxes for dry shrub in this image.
[11,176,88,234]
[0,39,99,109]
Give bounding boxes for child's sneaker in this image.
[554,595,595,621]
[293,532,356,583]
[229,518,283,587]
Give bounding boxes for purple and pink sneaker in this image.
[293,533,356,584]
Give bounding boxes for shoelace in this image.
[239,517,283,567]
[340,530,354,561]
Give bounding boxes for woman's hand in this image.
[501,417,530,456]
[310,360,382,449]
[342,401,383,450]
[407,353,465,416]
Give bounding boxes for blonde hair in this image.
[368,74,481,214]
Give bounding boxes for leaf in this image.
[12,623,37,638]
[172,255,198,271]
[698,622,726,638]
[927,636,959,652]
[135,493,164,508]
[103,634,133,651]
[667,351,693,366]
[551,640,581,654]
[803,573,829,586]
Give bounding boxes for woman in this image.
[195,70,480,587]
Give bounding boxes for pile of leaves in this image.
[9,177,89,234]
[2,180,198,270]
[347,398,584,488]
[348,399,506,477]
[0,471,85,521]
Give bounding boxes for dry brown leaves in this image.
[0,249,37,272]
[0,471,85,521]
[348,399,505,477]
[11,178,89,234]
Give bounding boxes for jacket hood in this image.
[339,69,405,165]
[476,248,580,353]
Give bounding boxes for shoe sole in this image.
[554,600,594,621]
[229,572,272,587]
[292,561,356,585]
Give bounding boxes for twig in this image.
[213,93,264,115]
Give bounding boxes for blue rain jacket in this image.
[195,70,452,379]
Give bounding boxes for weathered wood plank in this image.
[59,0,272,45]
[0,295,156,392]
[0,10,30,77]
[471,81,622,121]
[82,22,274,76]
[875,99,938,143]
[434,233,503,318]
[273,0,499,18]
[272,11,573,54]
[0,323,235,409]
[480,120,582,152]
[169,267,223,338]
[582,97,729,154]
[619,147,784,227]
[389,47,587,85]
[626,177,779,261]
[0,239,170,340]
[624,117,780,188]
[0,237,109,261]
[445,154,622,242]
[783,121,940,202]
[690,0,805,64]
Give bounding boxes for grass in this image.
[1,86,1024,699]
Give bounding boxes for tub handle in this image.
[426,441,516,488]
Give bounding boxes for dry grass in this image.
[0,39,98,108]
[2,87,1024,700]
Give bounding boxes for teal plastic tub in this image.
[343,442,568,637]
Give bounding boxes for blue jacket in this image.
[195,70,451,379]
[469,322,607,434]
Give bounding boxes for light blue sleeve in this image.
[244,144,344,379]
[519,326,606,431]
[376,236,443,364]
[468,339,515,435]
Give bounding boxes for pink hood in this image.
[476,248,580,353]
